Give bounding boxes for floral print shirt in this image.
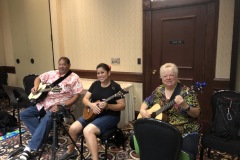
[36,70,84,111]
[143,83,200,135]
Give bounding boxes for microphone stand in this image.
[52,112,58,160]
[51,112,84,160]
[8,97,25,158]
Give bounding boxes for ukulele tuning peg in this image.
[200,82,207,87]
[195,82,206,88]
[194,82,207,93]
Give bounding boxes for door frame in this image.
[142,0,220,128]
[230,0,240,89]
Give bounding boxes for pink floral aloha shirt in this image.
[36,70,84,111]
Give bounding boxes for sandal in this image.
[19,150,32,160]
[59,149,78,160]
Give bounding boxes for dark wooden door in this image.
[151,5,207,89]
[143,0,219,130]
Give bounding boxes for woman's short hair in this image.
[96,63,111,72]
[160,63,178,78]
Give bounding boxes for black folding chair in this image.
[200,90,240,159]
[0,70,10,110]
[134,118,183,160]
[23,74,38,95]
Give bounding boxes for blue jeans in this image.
[78,114,120,135]
[20,106,53,151]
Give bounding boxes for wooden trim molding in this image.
[143,0,216,10]
[0,66,230,89]
[0,66,16,74]
[0,66,142,83]
[72,69,143,83]
[213,78,230,91]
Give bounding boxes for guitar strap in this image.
[169,82,182,101]
[165,82,183,111]
[49,70,72,88]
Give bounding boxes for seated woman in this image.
[135,62,201,160]
[60,63,126,160]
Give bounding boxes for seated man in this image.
[19,57,84,160]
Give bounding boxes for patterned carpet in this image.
[0,102,239,160]
[1,122,138,160]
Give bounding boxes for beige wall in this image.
[51,0,142,72]
[0,22,4,65]
[0,0,238,109]
[215,0,235,78]
[49,0,143,110]
[0,0,16,86]
[0,1,6,66]
[0,1,15,67]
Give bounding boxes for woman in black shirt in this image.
[60,63,126,160]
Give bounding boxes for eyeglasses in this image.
[161,74,175,79]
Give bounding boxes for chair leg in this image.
[207,148,211,158]
[81,136,85,160]
[38,142,47,160]
[199,147,204,160]
[12,108,15,117]
[38,130,53,160]
[104,139,108,160]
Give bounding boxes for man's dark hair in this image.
[59,57,70,64]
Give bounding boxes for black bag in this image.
[0,111,17,136]
[108,128,127,149]
[212,97,240,141]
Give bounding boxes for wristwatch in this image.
[182,106,190,112]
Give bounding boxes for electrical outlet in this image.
[137,58,141,64]
[111,58,120,64]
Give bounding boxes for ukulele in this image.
[28,82,62,104]
[83,89,129,122]
[137,82,206,120]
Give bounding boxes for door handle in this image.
[152,70,157,75]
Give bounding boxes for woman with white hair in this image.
[138,62,201,160]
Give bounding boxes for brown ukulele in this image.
[83,89,129,122]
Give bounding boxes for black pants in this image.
[182,132,199,160]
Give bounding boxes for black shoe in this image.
[59,149,78,160]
